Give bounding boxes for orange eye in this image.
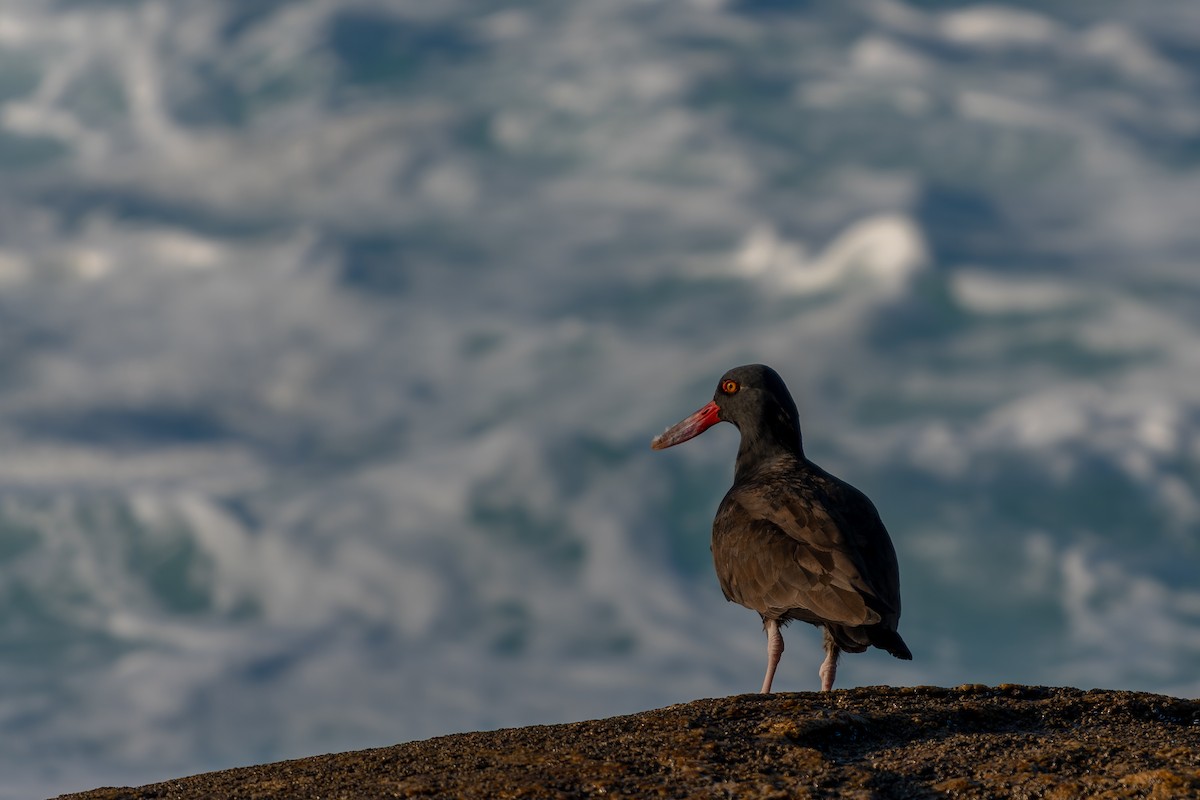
[720,379,739,395]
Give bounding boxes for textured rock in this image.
[57,685,1200,799]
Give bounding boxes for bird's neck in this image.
[733,425,805,484]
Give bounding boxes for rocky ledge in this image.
[59,685,1200,799]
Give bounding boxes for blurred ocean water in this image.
[0,1,1198,796]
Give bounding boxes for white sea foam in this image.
[939,6,1060,49]
[731,214,927,297]
[951,270,1078,314]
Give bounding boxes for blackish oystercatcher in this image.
[651,364,911,693]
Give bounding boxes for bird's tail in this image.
[871,627,912,661]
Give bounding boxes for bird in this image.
[651,363,911,693]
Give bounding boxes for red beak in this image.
[651,400,722,450]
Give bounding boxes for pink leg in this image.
[761,618,784,694]
[819,628,840,691]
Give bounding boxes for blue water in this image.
[1,1,1198,797]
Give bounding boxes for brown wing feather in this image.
[711,461,902,630]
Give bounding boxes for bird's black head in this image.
[651,364,804,465]
[711,364,803,457]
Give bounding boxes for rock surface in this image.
[58,685,1200,799]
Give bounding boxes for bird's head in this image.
[651,364,803,455]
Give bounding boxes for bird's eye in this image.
[720,379,739,395]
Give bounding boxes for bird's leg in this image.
[819,627,840,691]
[761,618,784,694]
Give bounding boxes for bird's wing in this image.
[813,474,903,621]
[714,480,900,626]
